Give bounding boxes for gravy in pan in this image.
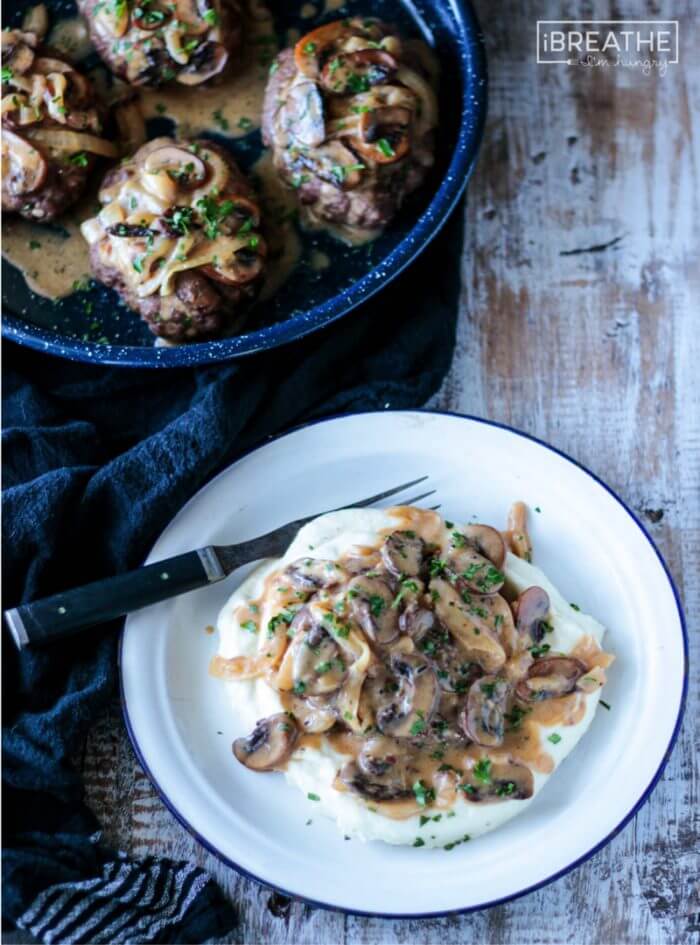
[2,213,93,300]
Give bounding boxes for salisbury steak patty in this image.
[262,17,438,240]
[77,0,243,87]
[1,27,116,221]
[81,137,267,341]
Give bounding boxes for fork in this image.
[4,477,437,651]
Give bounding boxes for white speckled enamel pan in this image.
[120,411,687,916]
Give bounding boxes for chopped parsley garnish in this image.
[2,66,14,83]
[429,558,446,577]
[473,758,492,784]
[203,7,219,25]
[307,792,320,801]
[412,837,425,847]
[529,643,551,658]
[477,566,505,592]
[69,151,89,167]
[368,594,385,617]
[303,41,317,53]
[462,562,484,580]
[212,108,229,131]
[132,255,145,274]
[293,680,307,695]
[412,780,435,807]
[315,660,333,675]
[267,609,296,637]
[409,713,427,736]
[196,195,235,239]
[238,116,253,130]
[570,602,581,611]
[330,162,365,184]
[167,206,194,235]
[155,102,167,115]
[241,619,257,633]
[480,681,496,697]
[28,240,41,250]
[547,732,562,744]
[505,705,529,730]
[496,781,516,796]
[322,612,350,638]
[451,531,467,548]
[376,137,395,158]
[347,72,370,93]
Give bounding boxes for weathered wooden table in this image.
[79,2,699,942]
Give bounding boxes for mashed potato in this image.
[215,508,611,848]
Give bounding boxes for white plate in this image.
[120,411,687,917]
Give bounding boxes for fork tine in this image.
[346,476,429,510]
[397,489,436,506]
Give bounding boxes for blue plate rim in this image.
[118,407,689,918]
[2,0,488,369]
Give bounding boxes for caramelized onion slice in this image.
[29,128,117,157]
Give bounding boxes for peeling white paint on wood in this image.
[74,1,700,943]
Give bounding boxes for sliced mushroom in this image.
[514,586,551,644]
[339,734,414,801]
[461,675,510,747]
[133,2,171,30]
[232,713,298,771]
[417,622,481,694]
[295,139,364,190]
[283,693,337,733]
[516,656,587,702]
[398,602,434,641]
[347,574,399,645]
[106,223,157,238]
[447,537,505,595]
[381,530,425,579]
[430,578,506,674]
[144,145,208,189]
[375,653,439,737]
[293,21,349,79]
[291,615,347,696]
[320,49,397,95]
[203,240,267,287]
[284,557,347,592]
[352,106,411,164]
[3,37,36,77]
[461,760,534,802]
[1,130,48,196]
[462,524,507,569]
[281,78,325,148]
[177,42,229,85]
[215,194,261,234]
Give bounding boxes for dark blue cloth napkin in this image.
[2,208,463,943]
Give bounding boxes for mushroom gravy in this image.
[214,504,613,843]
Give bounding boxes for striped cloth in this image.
[16,854,233,944]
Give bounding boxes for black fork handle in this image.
[4,548,225,650]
